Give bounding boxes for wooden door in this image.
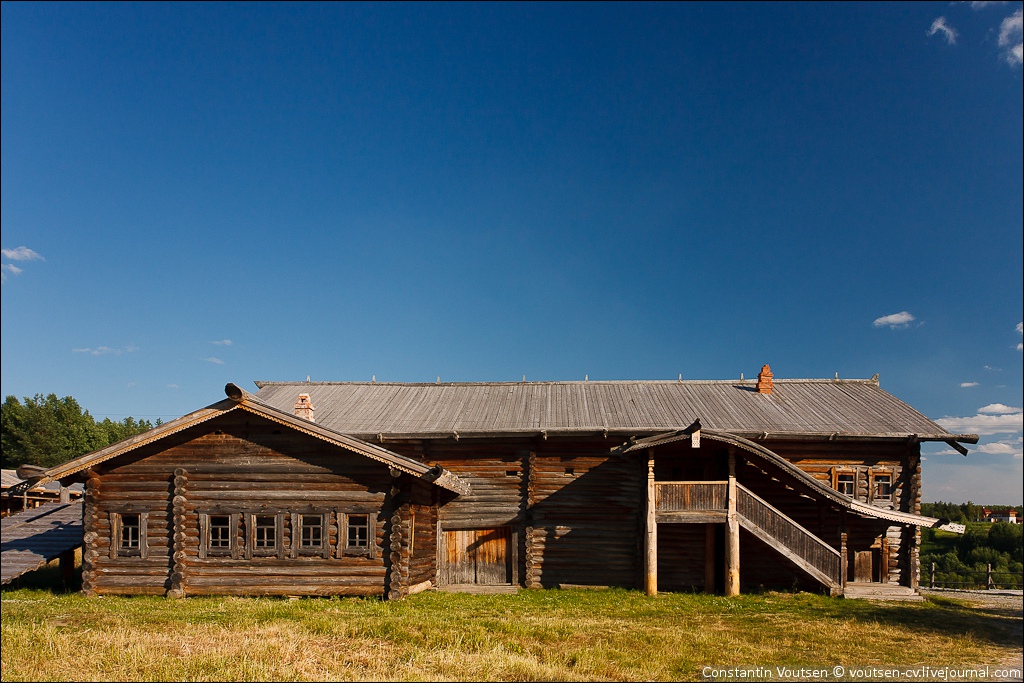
[854,550,873,583]
[441,527,511,585]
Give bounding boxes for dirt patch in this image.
[921,589,1023,678]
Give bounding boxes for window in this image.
[199,512,239,558]
[337,511,376,558]
[873,473,893,502]
[121,513,142,551]
[837,473,855,496]
[291,511,330,558]
[209,515,232,552]
[244,512,284,559]
[300,514,324,549]
[254,515,277,549]
[109,511,148,559]
[346,514,369,550]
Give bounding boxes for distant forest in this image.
[921,501,1023,522]
[1,394,158,469]
[920,502,1024,589]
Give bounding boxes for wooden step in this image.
[843,583,923,601]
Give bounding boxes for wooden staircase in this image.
[656,481,843,594]
[734,483,842,594]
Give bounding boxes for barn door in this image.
[441,527,511,585]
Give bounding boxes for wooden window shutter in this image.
[290,512,300,558]
[198,513,208,559]
[230,513,241,559]
[277,513,286,560]
[368,512,377,560]
[342,509,350,557]
[139,511,150,560]
[244,513,254,560]
[321,513,331,559]
[109,513,121,560]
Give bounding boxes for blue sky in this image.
[2,2,1021,504]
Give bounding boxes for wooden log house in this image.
[21,366,977,598]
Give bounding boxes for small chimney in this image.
[294,393,315,422]
[756,364,774,394]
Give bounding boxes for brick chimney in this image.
[756,364,774,394]
[294,393,315,422]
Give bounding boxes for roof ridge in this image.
[254,378,881,387]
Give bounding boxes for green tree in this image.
[1,394,154,469]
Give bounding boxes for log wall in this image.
[83,413,403,597]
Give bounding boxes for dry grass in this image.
[1,586,1019,681]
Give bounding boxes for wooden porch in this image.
[645,473,845,596]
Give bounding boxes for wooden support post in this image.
[987,563,993,590]
[725,451,740,597]
[840,532,849,591]
[930,562,935,589]
[645,451,657,596]
[59,484,70,504]
[704,523,716,593]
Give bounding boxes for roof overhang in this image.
[619,425,946,528]
[14,384,470,497]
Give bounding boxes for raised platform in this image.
[843,583,923,601]
[438,584,520,594]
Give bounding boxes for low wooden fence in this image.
[928,563,1023,590]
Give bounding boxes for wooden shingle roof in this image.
[253,377,975,446]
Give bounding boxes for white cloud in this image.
[976,441,1024,457]
[960,382,980,387]
[72,345,139,356]
[999,9,1023,66]
[928,16,959,44]
[936,410,1023,435]
[1,263,23,282]
[873,311,916,328]
[167,384,179,389]
[1017,321,1023,351]
[1,246,44,261]
[979,403,1021,414]
[1,246,45,282]
[211,339,233,346]
[970,1,1009,8]
[203,357,225,365]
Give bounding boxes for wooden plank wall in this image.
[656,524,707,591]
[82,413,398,597]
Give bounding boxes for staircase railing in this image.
[734,483,841,589]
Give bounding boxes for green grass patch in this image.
[1,586,1019,681]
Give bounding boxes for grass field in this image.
[3,570,1021,683]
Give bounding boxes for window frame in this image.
[291,510,330,558]
[109,510,149,559]
[336,510,376,559]
[832,467,858,498]
[244,511,285,559]
[199,511,241,559]
[870,471,894,504]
